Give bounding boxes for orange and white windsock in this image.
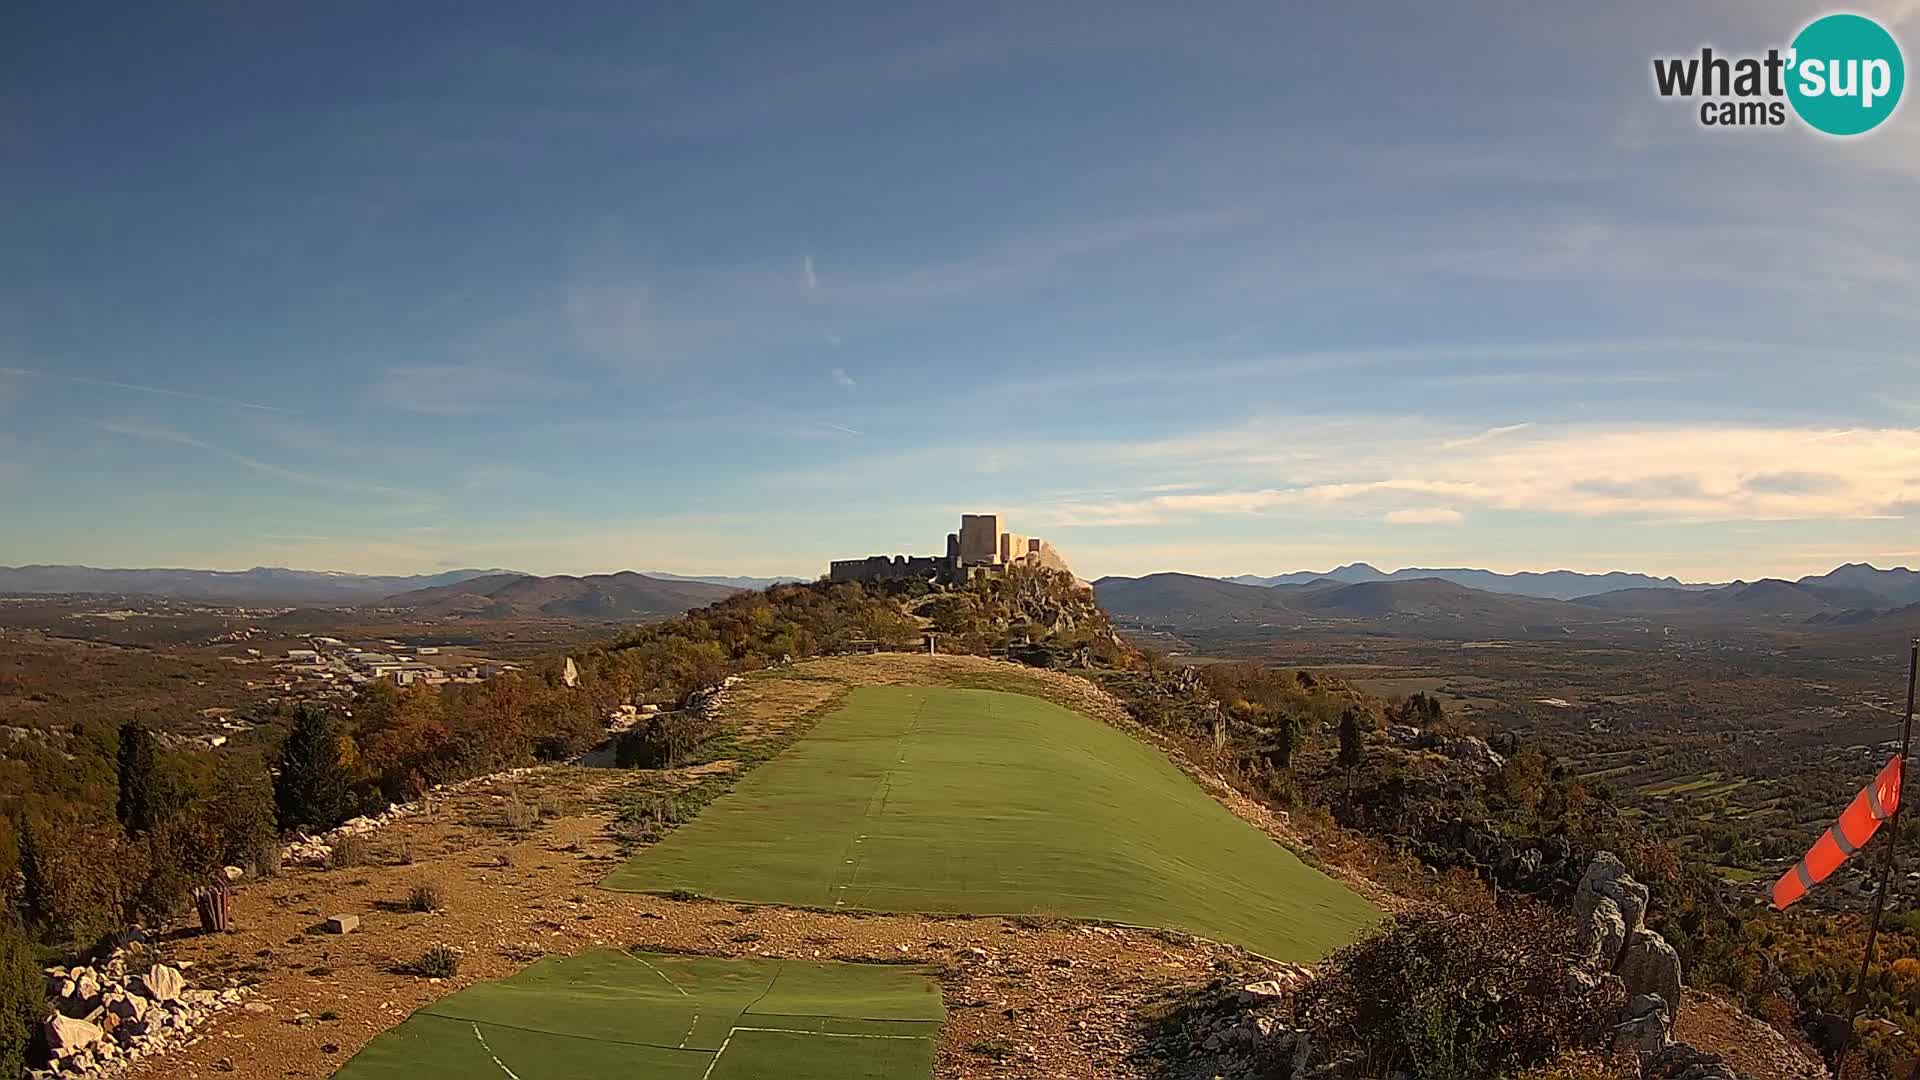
[1772,755,1904,910]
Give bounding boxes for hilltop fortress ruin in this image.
[828,513,1070,586]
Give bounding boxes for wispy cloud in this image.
[1441,422,1533,449]
[2,366,294,413]
[801,255,818,291]
[1385,507,1464,525]
[91,420,416,498]
[830,367,855,388]
[367,364,573,415]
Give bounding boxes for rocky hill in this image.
[383,570,739,618]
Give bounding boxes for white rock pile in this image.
[33,950,251,1078]
[1167,964,1317,1080]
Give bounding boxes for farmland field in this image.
[604,685,1379,961]
[333,950,943,1080]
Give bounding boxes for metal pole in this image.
[1839,640,1920,1078]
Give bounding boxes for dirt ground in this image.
[123,653,1825,1080]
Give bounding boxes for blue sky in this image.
[3,2,1918,582]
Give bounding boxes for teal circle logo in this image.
[1787,13,1905,135]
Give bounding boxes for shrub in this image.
[250,839,282,879]
[130,816,220,923]
[502,789,539,831]
[1297,907,1618,1080]
[616,713,713,769]
[199,763,277,867]
[327,835,369,870]
[0,920,43,1079]
[407,881,445,913]
[17,816,140,946]
[415,943,459,978]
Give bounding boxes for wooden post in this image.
[1840,639,1920,1078]
[194,879,232,934]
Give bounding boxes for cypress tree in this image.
[1338,708,1365,772]
[14,815,50,935]
[116,718,166,834]
[0,918,42,1079]
[274,705,353,830]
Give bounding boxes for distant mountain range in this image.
[0,563,810,608]
[643,571,809,590]
[383,571,739,619]
[1225,562,1708,600]
[1098,562,1920,631]
[0,564,519,604]
[1095,573,1570,626]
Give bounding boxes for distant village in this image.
[264,635,518,689]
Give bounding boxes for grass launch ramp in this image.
[606,685,1379,960]
[333,950,943,1080]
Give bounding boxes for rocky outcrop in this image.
[34,946,252,1078]
[1616,932,1683,1028]
[1382,724,1507,772]
[1575,850,1688,1068]
[1614,993,1673,1054]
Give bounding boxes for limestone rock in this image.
[1612,991,1674,1053]
[1235,979,1293,1006]
[45,1013,103,1055]
[1643,1042,1745,1080]
[1582,896,1627,968]
[139,964,185,1003]
[1576,852,1649,939]
[324,914,360,934]
[71,968,101,1006]
[1617,931,1683,1031]
[105,992,148,1024]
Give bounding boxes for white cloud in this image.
[1002,422,1920,528]
[831,367,855,388]
[1385,507,1465,525]
[801,255,818,291]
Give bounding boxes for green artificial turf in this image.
[332,950,941,1080]
[604,685,1380,961]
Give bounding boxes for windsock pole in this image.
[1840,639,1920,1077]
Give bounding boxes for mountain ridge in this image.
[383,570,739,619]
[1226,562,1712,600]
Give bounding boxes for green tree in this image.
[13,816,48,933]
[116,718,172,835]
[274,704,355,831]
[1338,708,1365,772]
[0,919,43,1078]
[1265,714,1300,772]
